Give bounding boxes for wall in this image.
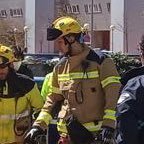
[0,0,24,29]
[111,0,124,53]
[125,0,144,55]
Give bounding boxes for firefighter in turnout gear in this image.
[24,17,121,144]
[0,45,44,144]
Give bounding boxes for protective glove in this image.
[58,135,70,144]
[24,126,45,144]
[100,126,115,144]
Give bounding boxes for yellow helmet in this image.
[47,17,82,40]
[0,45,17,67]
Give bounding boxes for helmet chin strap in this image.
[63,36,75,57]
[63,33,84,56]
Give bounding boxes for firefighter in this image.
[0,44,44,144]
[24,16,121,144]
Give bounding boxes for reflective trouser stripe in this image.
[57,120,102,134]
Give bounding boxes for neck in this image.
[70,42,85,56]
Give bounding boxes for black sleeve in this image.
[117,111,138,144]
[116,76,144,144]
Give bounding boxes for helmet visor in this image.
[47,28,62,41]
[0,56,9,68]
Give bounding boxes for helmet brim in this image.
[47,28,62,41]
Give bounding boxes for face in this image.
[55,37,68,54]
[0,66,9,80]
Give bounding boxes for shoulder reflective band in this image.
[36,111,52,125]
[103,109,116,121]
[58,71,99,81]
[101,76,120,88]
[0,110,29,120]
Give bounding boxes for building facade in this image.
[111,0,144,55]
[0,0,143,54]
[0,0,111,53]
[63,0,111,50]
[0,0,55,53]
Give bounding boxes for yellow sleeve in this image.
[41,72,53,101]
[27,83,44,110]
[34,66,64,127]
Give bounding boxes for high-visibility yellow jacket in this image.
[35,46,121,133]
[41,72,53,101]
[0,70,44,144]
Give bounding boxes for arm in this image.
[33,67,64,129]
[117,109,138,144]
[99,58,121,128]
[41,72,53,101]
[117,91,139,144]
[27,83,44,110]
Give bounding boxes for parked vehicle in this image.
[24,54,59,90]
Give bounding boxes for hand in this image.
[24,126,45,144]
[100,126,115,144]
[58,135,70,144]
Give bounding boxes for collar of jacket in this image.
[0,68,35,98]
[120,66,144,86]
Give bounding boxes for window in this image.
[65,5,72,13]
[0,10,7,18]
[72,5,80,14]
[65,5,80,14]
[84,4,91,14]
[84,3,102,14]
[10,8,23,17]
[107,3,111,13]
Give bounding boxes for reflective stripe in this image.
[103,109,116,121]
[3,82,8,95]
[57,119,68,134]
[83,121,102,132]
[50,119,57,124]
[57,119,102,133]
[58,71,99,81]
[101,76,120,88]
[0,110,29,120]
[52,86,62,94]
[36,111,52,125]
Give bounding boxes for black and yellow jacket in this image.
[0,68,43,143]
